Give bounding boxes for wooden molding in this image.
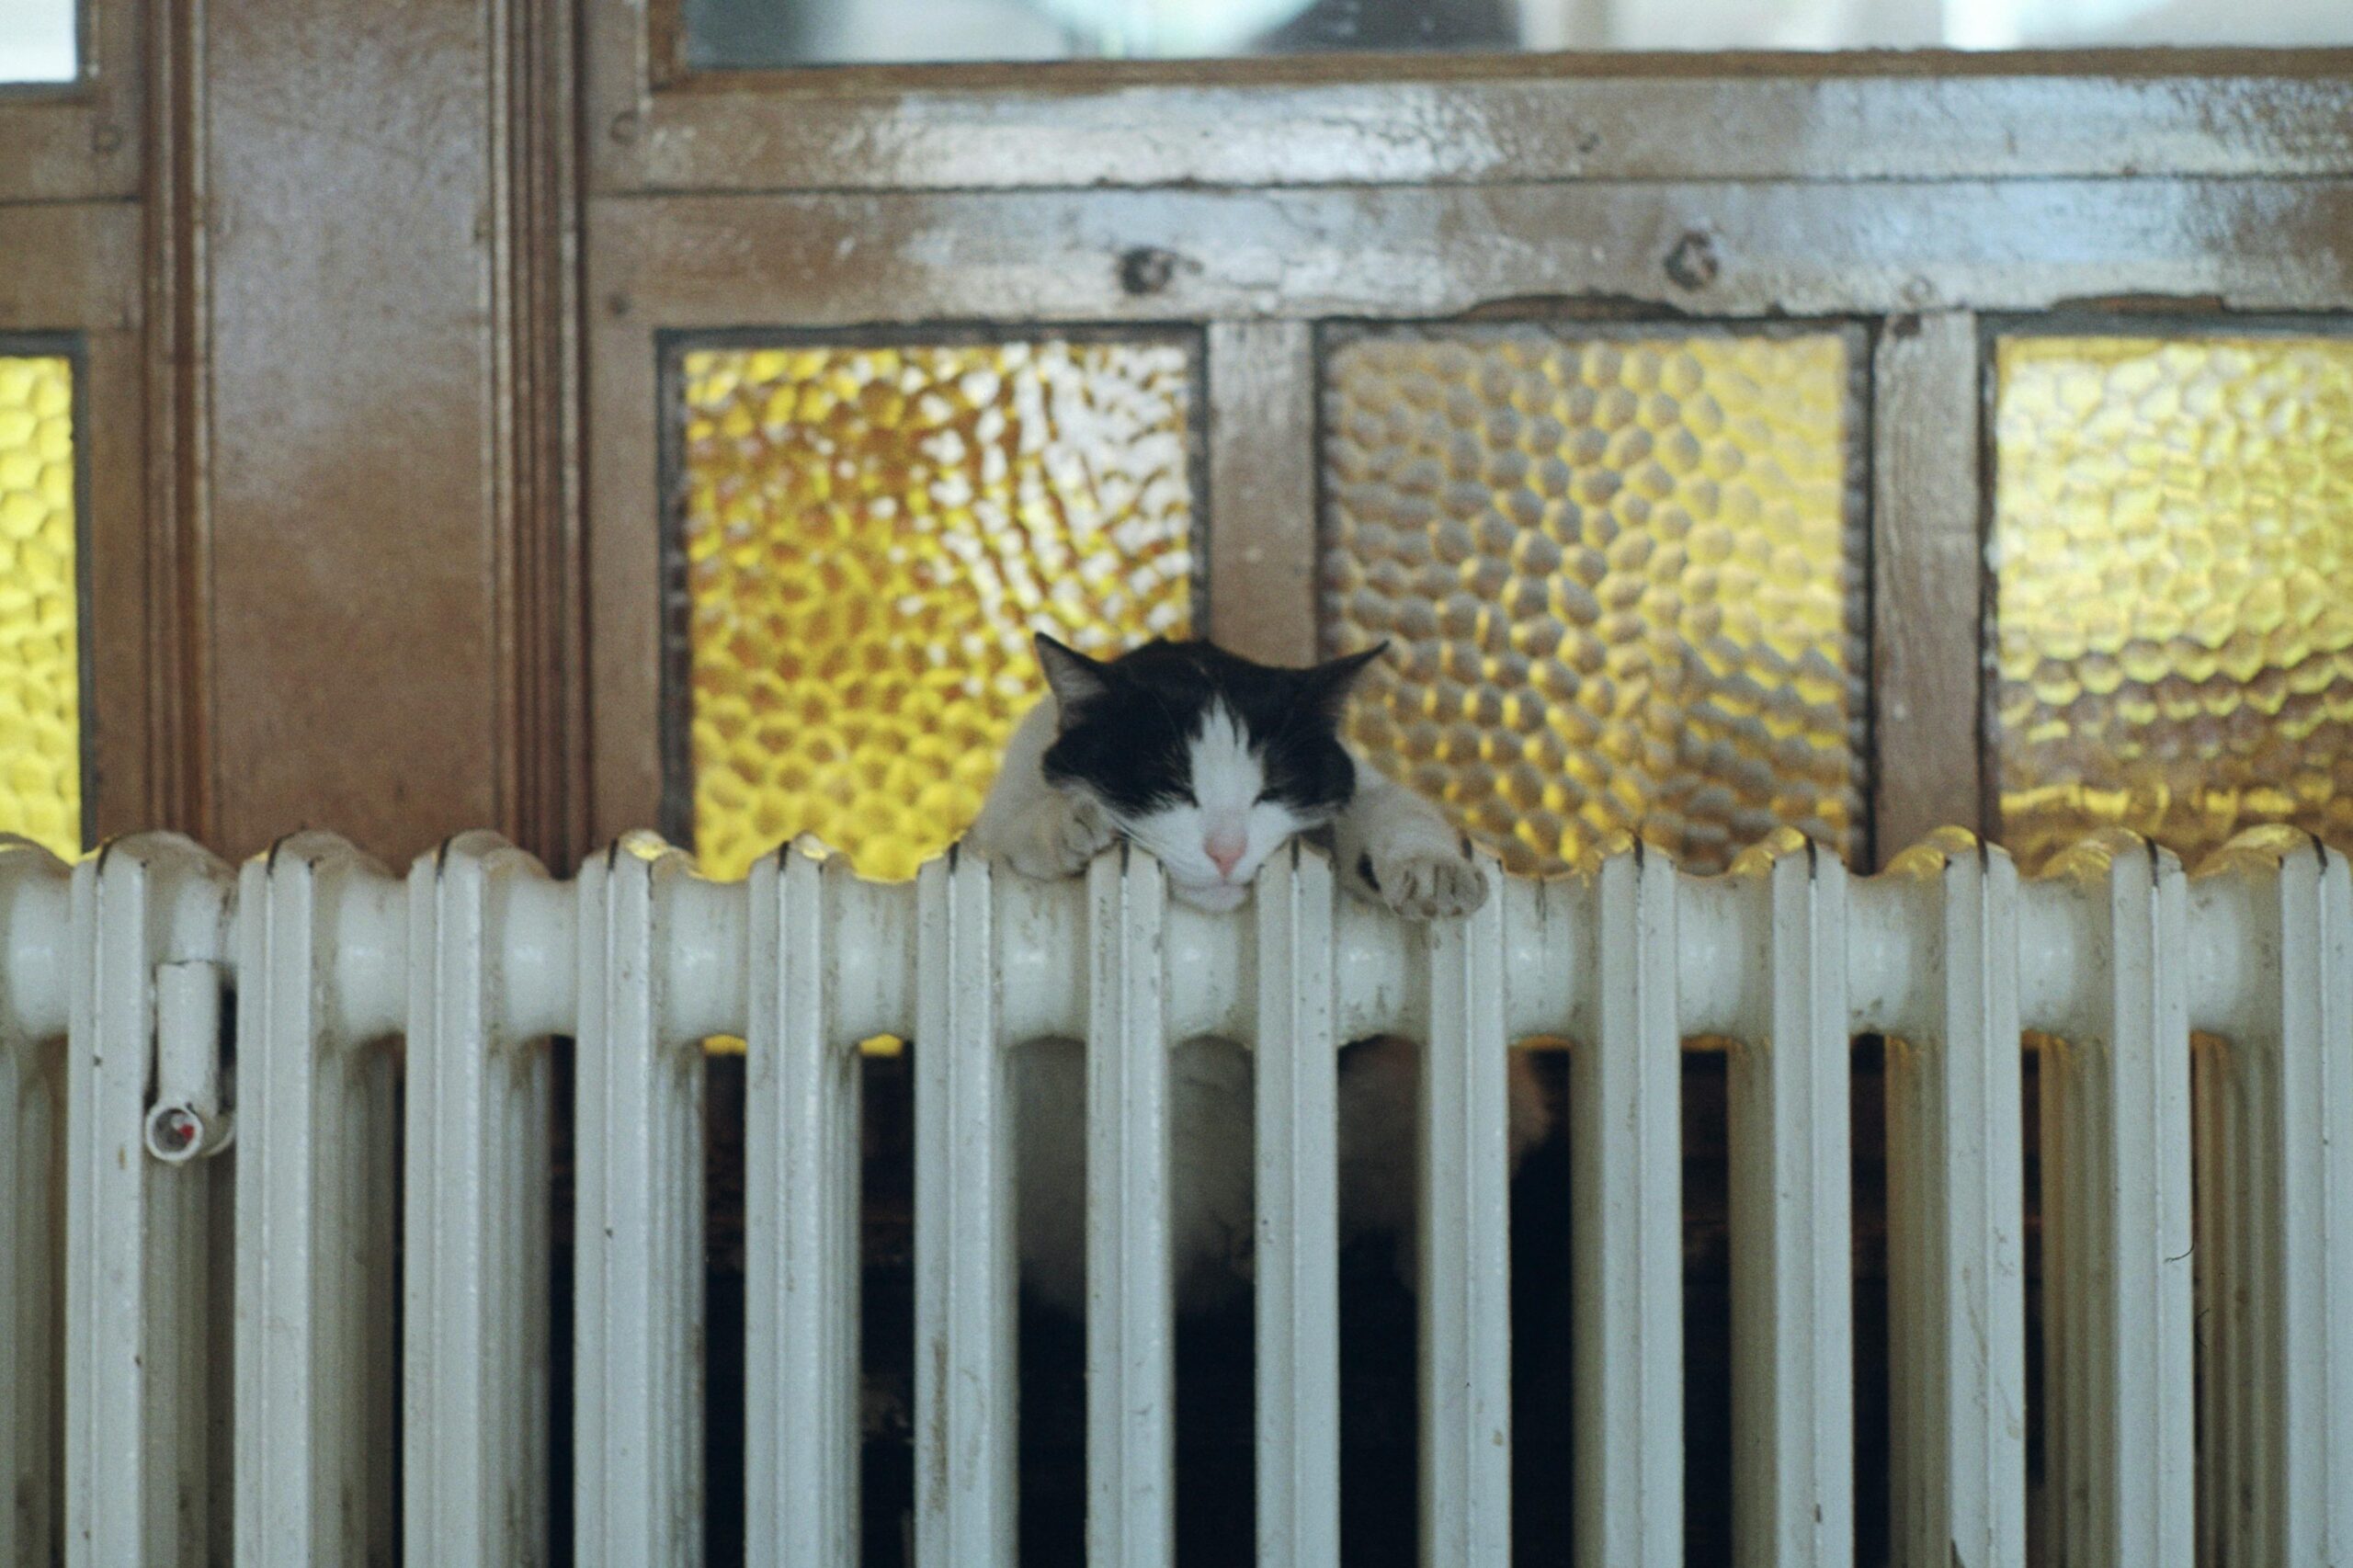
[490,0,587,869]
[1870,312,1987,862]
[583,30,2353,196]
[588,179,2353,329]
[1205,321,1318,666]
[141,0,212,842]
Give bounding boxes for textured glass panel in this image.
[1993,334,2353,870]
[1323,324,1866,877]
[0,357,79,858]
[679,338,1195,881]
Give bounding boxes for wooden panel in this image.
[581,39,2353,194]
[82,329,155,846]
[1870,312,1985,863]
[201,0,574,865]
[585,312,660,846]
[586,178,2353,333]
[203,0,495,860]
[0,206,140,327]
[141,0,211,844]
[1205,321,1316,666]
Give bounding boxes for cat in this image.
[965,634,1552,1316]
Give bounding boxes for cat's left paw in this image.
[1362,845,1487,921]
[999,790,1118,881]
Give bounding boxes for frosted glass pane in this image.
[1323,324,1866,876]
[0,356,80,857]
[1993,334,2353,870]
[0,0,74,83]
[677,337,1196,881]
[684,0,2347,67]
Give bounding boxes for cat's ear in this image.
[1297,642,1386,720]
[1034,632,1113,718]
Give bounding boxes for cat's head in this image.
[1033,634,1383,912]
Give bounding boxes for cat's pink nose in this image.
[1205,828,1246,879]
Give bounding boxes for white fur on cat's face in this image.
[1100,699,1323,912]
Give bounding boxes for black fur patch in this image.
[1035,638,1379,821]
[1356,850,1381,893]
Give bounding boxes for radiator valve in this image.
[145,960,234,1163]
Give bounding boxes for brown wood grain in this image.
[584,308,663,849]
[0,204,138,325]
[586,177,2353,334]
[200,0,575,866]
[142,0,211,842]
[490,0,586,868]
[584,34,2353,195]
[83,326,155,846]
[1870,311,1986,863]
[1206,321,1319,667]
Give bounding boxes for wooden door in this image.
[3,2,2348,878]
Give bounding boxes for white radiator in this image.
[1,824,2348,1568]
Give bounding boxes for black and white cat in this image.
[967,634,1552,1315]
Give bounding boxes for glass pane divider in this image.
[1869,309,1988,868]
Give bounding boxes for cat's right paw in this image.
[1360,843,1488,921]
[1005,793,1118,881]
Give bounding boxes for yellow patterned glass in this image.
[679,338,1195,881]
[0,357,79,858]
[1323,325,1865,876]
[1994,335,2353,871]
